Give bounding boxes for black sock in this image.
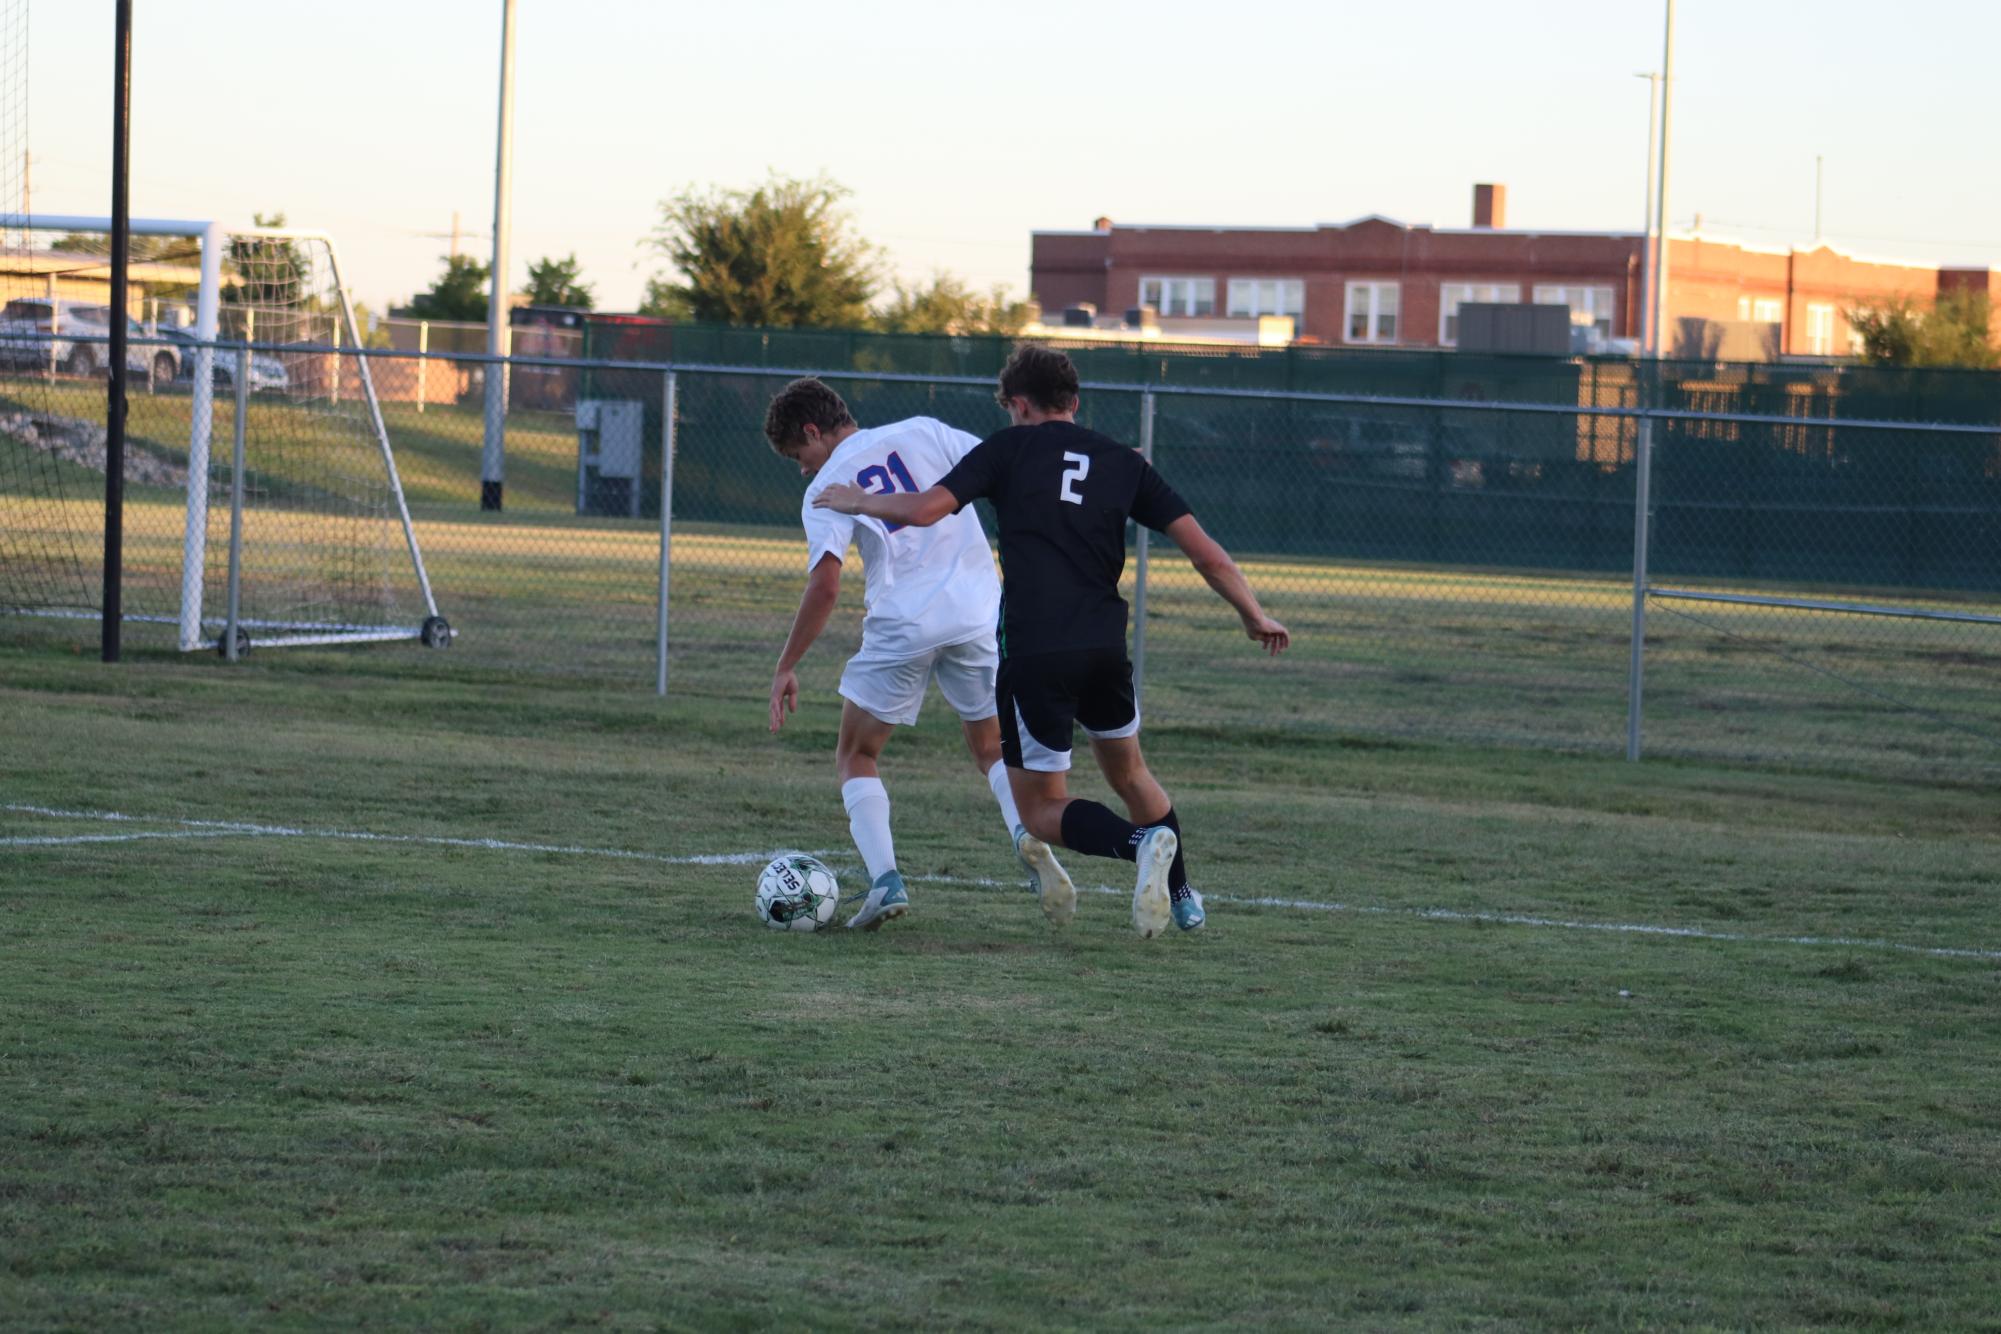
[1059,800,1142,862]
[1156,808,1191,902]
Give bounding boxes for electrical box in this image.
[576,399,645,517]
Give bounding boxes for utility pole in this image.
[480,0,516,512]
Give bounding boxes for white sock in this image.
[841,776,895,882]
[987,761,1024,842]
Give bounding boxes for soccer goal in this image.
[0,215,447,654]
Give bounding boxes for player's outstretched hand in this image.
[813,483,864,515]
[769,667,799,732]
[1244,614,1290,656]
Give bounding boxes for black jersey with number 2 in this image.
[937,420,1192,659]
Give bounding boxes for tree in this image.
[875,272,1032,336]
[522,253,594,309]
[637,276,693,322]
[643,173,879,328]
[223,211,308,316]
[407,254,491,323]
[1846,290,1997,369]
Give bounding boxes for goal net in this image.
[0,215,446,653]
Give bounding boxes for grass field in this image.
[2,645,1998,1327]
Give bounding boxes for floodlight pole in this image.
[101,0,133,662]
[480,0,516,511]
[1627,0,1674,762]
[1635,72,1660,351]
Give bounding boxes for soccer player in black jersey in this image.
[815,346,1289,938]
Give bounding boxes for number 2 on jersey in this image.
[1059,451,1090,505]
[855,451,920,532]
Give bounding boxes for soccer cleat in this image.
[847,870,910,931]
[1171,888,1206,932]
[1131,826,1178,939]
[1015,827,1077,927]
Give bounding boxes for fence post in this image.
[416,320,428,414]
[1132,390,1155,712]
[1625,410,1656,761]
[656,371,677,698]
[224,345,249,661]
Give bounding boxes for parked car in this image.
[0,298,178,382]
[154,324,290,394]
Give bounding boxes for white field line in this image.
[5,802,1996,963]
[0,803,812,868]
[0,829,248,849]
[832,868,2001,964]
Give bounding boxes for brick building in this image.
[1029,184,1990,359]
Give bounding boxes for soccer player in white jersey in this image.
[763,378,1074,931]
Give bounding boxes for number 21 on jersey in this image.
[1059,451,1090,505]
[855,452,920,532]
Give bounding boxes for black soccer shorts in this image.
[996,647,1140,773]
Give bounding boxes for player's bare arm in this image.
[1164,513,1290,656]
[813,482,957,529]
[769,553,844,732]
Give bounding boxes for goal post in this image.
[3,215,447,654]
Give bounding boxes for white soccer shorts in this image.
[839,636,999,728]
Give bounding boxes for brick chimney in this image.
[1472,183,1507,229]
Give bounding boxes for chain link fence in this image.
[4,342,1997,781]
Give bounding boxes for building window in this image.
[1344,282,1398,344]
[1806,302,1836,355]
[1227,277,1304,325]
[1439,283,1521,346]
[1753,297,1784,324]
[1532,284,1616,336]
[1138,275,1215,318]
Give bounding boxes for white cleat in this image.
[1015,827,1077,927]
[1131,826,1178,939]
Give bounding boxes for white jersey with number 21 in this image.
[799,416,999,658]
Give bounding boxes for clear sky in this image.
[20,0,2001,314]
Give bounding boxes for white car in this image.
[155,324,290,393]
[0,298,179,382]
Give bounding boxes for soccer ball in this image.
[755,853,840,931]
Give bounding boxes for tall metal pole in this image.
[480,0,516,511]
[1628,1,1675,761]
[1650,0,1676,360]
[101,0,133,663]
